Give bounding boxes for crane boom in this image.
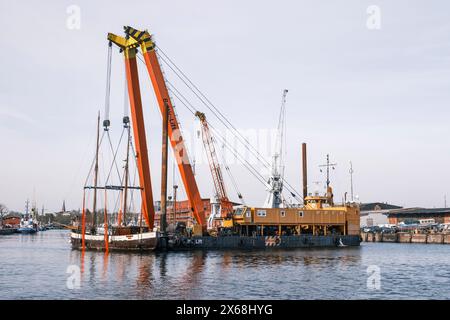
[124,26,206,231]
[195,111,233,229]
[196,112,227,200]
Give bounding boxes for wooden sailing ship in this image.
[70,110,158,251]
[70,30,161,251]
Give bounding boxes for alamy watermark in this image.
[366,5,381,30]
[366,265,381,290]
[66,5,81,30]
[66,265,81,289]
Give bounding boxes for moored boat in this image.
[71,226,157,251]
[70,99,158,251]
[17,219,38,234]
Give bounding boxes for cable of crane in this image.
[154,49,302,201]
[168,83,267,187]
[169,79,302,203]
[219,141,245,204]
[83,132,106,188]
[210,126,269,187]
[127,133,140,214]
[104,128,126,186]
[136,49,302,202]
[123,67,129,119]
[139,51,261,196]
[104,42,112,128]
[166,79,271,190]
[136,53,197,169]
[128,163,138,213]
[167,82,270,189]
[165,72,302,201]
[156,47,272,169]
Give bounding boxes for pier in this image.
[361,231,450,244]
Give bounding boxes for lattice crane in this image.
[195,111,234,229]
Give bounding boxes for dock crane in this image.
[195,111,234,230]
[108,26,207,233]
[263,89,288,208]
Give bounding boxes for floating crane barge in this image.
[71,26,360,252]
[163,146,361,250]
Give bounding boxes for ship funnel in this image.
[302,142,307,204]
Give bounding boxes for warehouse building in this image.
[387,207,450,225]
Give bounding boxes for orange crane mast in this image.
[106,33,156,229]
[122,26,207,232]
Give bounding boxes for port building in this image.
[388,208,450,225]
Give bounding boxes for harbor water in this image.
[0,230,449,299]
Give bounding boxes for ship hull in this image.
[0,228,16,235]
[70,231,158,251]
[17,227,37,234]
[163,234,361,250]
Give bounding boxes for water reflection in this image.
[135,254,154,294]
[2,231,450,299]
[102,252,109,281]
[89,253,97,284]
[186,251,207,299]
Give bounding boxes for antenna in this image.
[318,154,337,189]
[349,161,354,202]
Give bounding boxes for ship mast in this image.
[319,154,337,189]
[160,101,169,241]
[349,161,354,202]
[92,112,101,230]
[319,154,337,205]
[25,199,29,219]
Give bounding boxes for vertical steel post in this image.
[302,143,308,203]
[173,184,178,224]
[160,100,169,236]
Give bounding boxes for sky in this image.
[0,0,449,213]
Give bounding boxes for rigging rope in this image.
[156,48,273,169]
[123,65,129,119]
[104,129,126,185]
[83,132,106,187]
[154,48,303,202]
[104,42,112,128]
[168,84,269,189]
[220,142,245,204]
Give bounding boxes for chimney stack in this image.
[302,143,308,204]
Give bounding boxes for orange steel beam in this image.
[123,49,156,228]
[143,50,206,230]
[124,27,206,230]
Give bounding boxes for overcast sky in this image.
[1,0,449,213]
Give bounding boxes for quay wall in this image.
[361,232,450,244]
